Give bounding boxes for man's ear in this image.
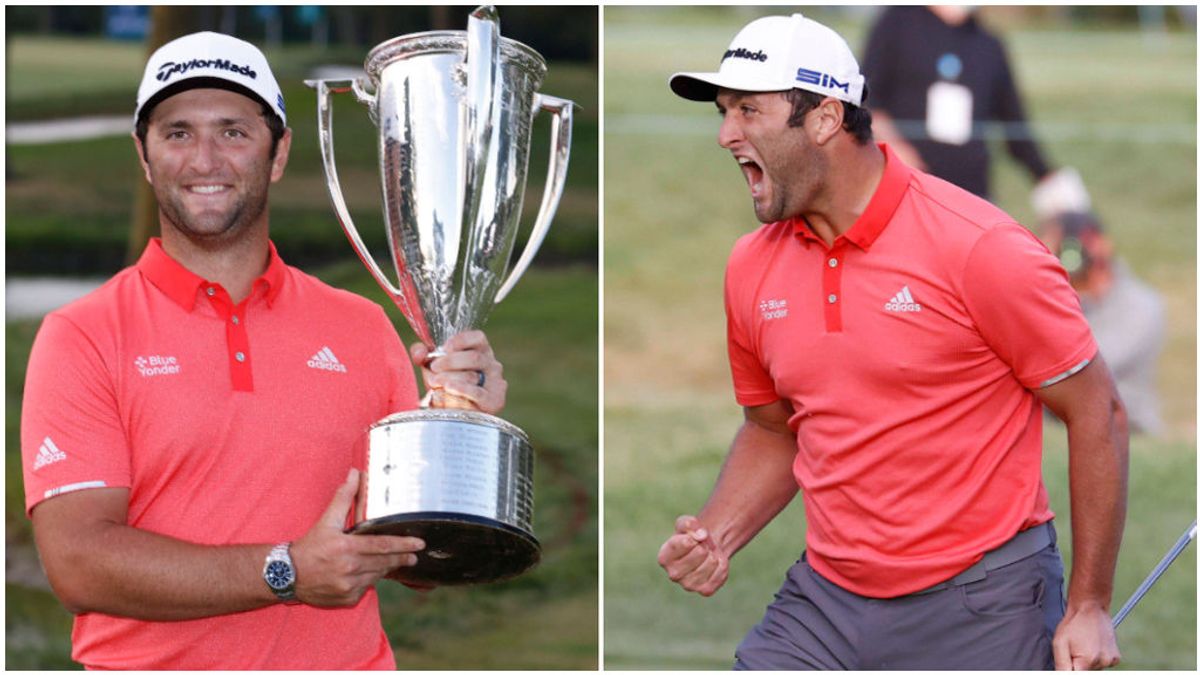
[132,132,153,185]
[270,128,292,183]
[810,97,846,146]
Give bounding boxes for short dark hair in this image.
[135,100,286,162]
[783,87,874,145]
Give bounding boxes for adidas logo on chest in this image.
[307,346,348,373]
[884,285,922,313]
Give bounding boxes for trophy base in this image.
[352,512,540,585]
[353,408,539,586]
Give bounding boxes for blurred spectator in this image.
[1040,211,1166,436]
[861,6,1053,200]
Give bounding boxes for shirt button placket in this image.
[824,249,844,332]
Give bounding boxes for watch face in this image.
[265,560,294,590]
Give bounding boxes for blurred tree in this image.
[48,6,104,34]
[126,6,199,264]
[6,6,598,61]
[368,6,391,46]
[332,7,359,46]
[431,6,453,30]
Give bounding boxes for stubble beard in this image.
[154,170,270,247]
[755,139,828,224]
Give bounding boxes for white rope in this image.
[605,114,1196,145]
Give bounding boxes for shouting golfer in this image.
[657,13,1127,670]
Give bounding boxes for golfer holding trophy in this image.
[307,5,572,585]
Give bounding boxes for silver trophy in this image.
[305,5,572,585]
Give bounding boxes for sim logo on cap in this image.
[796,67,850,94]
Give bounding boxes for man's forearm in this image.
[1064,396,1129,609]
[37,519,277,621]
[698,417,799,557]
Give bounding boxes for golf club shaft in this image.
[1111,519,1197,629]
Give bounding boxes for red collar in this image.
[136,238,286,311]
[791,143,912,250]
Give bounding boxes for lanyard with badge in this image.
[926,52,973,145]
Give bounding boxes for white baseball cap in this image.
[669,13,866,106]
[135,31,287,127]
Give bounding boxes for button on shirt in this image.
[724,144,1096,598]
[21,238,419,669]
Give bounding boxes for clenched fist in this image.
[658,515,730,596]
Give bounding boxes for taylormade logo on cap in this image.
[135,31,286,126]
[723,47,768,63]
[669,12,866,107]
[156,58,258,83]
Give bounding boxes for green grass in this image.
[5,36,149,119]
[604,7,1195,670]
[5,33,597,671]
[4,584,78,670]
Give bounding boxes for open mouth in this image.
[737,157,764,198]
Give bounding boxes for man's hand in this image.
[290,469,426,607]
[1052,604,1121,670]
[410,330,507,414]
[658,515,730,596]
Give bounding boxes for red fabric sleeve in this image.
[21,314,132,516]
[961,224,1097,390]
[725,248,779,407]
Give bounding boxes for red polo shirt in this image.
[725,145,1096,598]
[22,238,418,669]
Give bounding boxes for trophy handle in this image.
[493,94,574,304]
[304,78,406,302]
[351,78,379,124]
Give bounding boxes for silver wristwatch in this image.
[262,542,298,603]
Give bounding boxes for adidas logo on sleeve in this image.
[33,436,67,471]
[884,285,922,313]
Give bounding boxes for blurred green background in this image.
[6,5,597,670]
[604,6,1195,670]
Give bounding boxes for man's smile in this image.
[186,184,232,195]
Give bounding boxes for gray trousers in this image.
[734,528,1065,670]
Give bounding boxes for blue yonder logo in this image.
[796,67,850,94]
